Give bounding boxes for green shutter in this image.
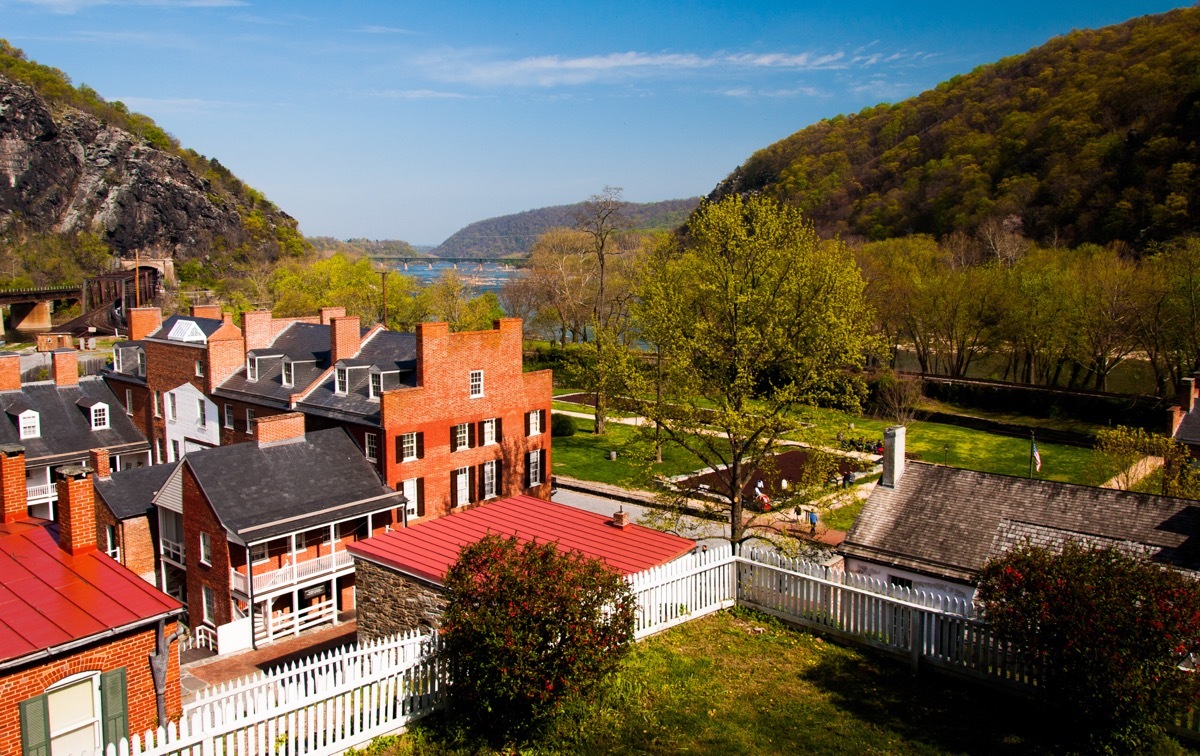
[100,667,129,747]
[19,694,49,756]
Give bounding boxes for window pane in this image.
[48,677,95,730]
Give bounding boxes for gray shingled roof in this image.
[0,379,149,464]
[840,462,1200,582]
[1175,408,1200,445]
[184,428,403,542]
[95,463,175,520]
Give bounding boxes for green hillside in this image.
[434,198,700,258]
[712,8,1200,247]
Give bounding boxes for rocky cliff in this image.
[0,72,292,259]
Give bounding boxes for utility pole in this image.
[380,270,389,328]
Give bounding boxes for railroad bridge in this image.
[0,267,161,336]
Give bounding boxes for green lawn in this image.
[361,609,1071,755]
[550,417,714,487]
[822,497,866,532]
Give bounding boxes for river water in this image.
[387,260,522,295]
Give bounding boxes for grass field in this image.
[358,609,1072,755]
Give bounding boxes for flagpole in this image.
[1029,431,1035,479]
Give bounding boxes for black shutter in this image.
[416,432,424,459]
[468,423,476,449]
[539,449,547,486]
[101,667,129,747]
[496,459,504,496]
[395,436,403,464]
[469,466,477,503]
[416,478,425,517]
[495,417,503,443]
[539,409,547,432]
[19,694,48,756]
[524,411,531,436]
[478,463,486,500]
[525,451,532,488]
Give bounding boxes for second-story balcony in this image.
[230,549,353,596]
[26,483,53,502]
[161,538,185,565]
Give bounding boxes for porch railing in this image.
[230,549,353,596]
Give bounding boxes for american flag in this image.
[1032,440,1042,472]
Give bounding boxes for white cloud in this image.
[368,88,470,100]
[357,25,416,35]
[719,85,823,99]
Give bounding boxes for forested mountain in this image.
[0,40,303,267]
[434,198,700,258]
[308,237,422,258]
[712,7,1200,248]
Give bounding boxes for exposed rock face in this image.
[0,74,254,257]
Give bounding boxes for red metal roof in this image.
[0,520,182,667]
[346,495,696,585]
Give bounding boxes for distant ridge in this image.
[711,7,1200,247]
[433,198,701,259]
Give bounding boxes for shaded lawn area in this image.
[375,609,1066,755]
[550,416,714,487]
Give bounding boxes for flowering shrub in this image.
[977,542,1200,750]
[441,534,637,740]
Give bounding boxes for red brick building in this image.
[104,307,553,522]
[0,451,182,755]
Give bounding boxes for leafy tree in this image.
[629,194,877,547]
[977,542,1200,749]
[1092,425,1200,498]
[419,269,503,332]
[442,535,637,741]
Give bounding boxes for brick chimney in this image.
[128,307,162,341]
[255,412,306,446]
[881,425,906,489]
[89,448,111,480]
[320,307,347,326]
[610,507,630,529]
[0,352,21,392]
[191,305,222,320]
[0,444,27,523]
[1181,377,1196,414]
[330,316,361,364]
[51,349,78,387]
[243,310,274,352]
[415,321,450,389]
[56,465,96,555]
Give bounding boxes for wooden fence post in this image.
[909,609,923,674]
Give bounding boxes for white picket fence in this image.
[81,547,1037,755]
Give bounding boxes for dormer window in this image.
[281,360,294,388]
[246,358,259,382]
[335,367,348,394]
[136,349,146,377]
[113,349,122,373]
[369,373,382,399]
[91,404,109,430]
[18,410,39,440]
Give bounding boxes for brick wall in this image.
[181,465,232,628]
[381,319,553,520]
[0,622,180,755]
[215,398,284,446]
[0,445,27,523]
[57,467,96,556]
[254,412,305,445]
[127,308,162,342]
[0,353,20,391]
[354,558,445,641]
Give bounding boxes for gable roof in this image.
[840,462,1200,583]
[150,315,226,342]
[183,428,403,542]
[347,495,697,585]
[0,520,182,669]
[94,463,175,520]
[0,379,148,463]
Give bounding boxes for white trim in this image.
[469,369,484,398]
[90,403,109,430]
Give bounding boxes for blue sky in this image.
[2,1,1189,245]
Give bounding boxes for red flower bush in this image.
[442,534,637,741]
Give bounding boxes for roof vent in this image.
[611,507,630,529]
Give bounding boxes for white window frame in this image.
[195,359,204,378]
[136,349,146,377]
[91,404,109,430]
[224,404,234,429]
[166,392,177,421]
[250,542,269,564]
[400,432,417,462]
[528,409,542,435]
[196,399,207,428]
[202,585,216,626]
[364,432,378,463]
[246,408,256,432]
[454,466,470,506]
[482,418,497,446]
[155,439,164,464]
[281,360,294,388]
[401,478,419,519]
[44,671,102,754]
[125,389,133,416]
[104,524,120,560]
[453,423,469,452]
[369,372,382,399]
[246,357,258,382]
[199,531,212,566]
[528,450,542,486]
[469,370,484,398]
[19,410,39,440]
[335,367,348,395]
[483,459,498,499]
[153,390,162,418]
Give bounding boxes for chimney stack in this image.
[190,305,222,320]
[881,426,906,489]
[255,412,306,446]
[89,448,111,480]
[128,307,162,341]
[51,349,78,387]
[1181,377,1196,414]
[330,316,361,364]
[0,352,21,392]
[0,444,27,523]
[611,507,630,529]
[320,307,347,326]
[56,465,96,555]
[243,310,274,352]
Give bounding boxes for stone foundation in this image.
[354,558,447,641]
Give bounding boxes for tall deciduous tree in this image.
[631,195,876,547]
